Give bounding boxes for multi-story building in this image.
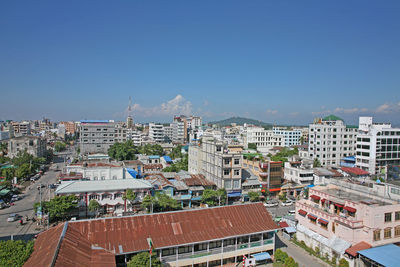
[59,121,76,135]
[26,203,278,267]
[7,136,47,158]
[114,123,128,143]
[149,123,164,143]
[126,115,133,129]
[127,129,142,146]
[296,183,400,261]
[258,161,283,194]
[273,127,302,147]
[189,115,202,129]
[189,139,243,191]
[284,160,314,185]
[308,115,357,167]
[356,116,400,175]
[172,116,187,143]
[11,121,31,136]
[163,125,173,143]
[245,126,284,152]
[79,120,117,155]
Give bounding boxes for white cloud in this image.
[375,102,400,114]
[266,109,278,115]
[129,94,193,117]
[334,107,368,114]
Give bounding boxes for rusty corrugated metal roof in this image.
[70,203,278,254]
[180,174,216,187]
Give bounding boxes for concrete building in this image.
[188,115,202,129]
[295,184,400,262]
[308,115,357,167]
[11,121,31,136]
[245,126,284,153]
[7,136,46,158]
[172,116,187,143]
[114,123,128,143]
[163,125,173,143]
[149,123,165,143]
[59,121,77,135]
[126,115,133,129]
[356,116,400,175]
[79,120,117,155]
[25,203,278,267]
[272,127,302,147]
[284,160,314,185]
[189,138,243,191]
[127,129,142,146]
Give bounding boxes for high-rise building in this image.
[11,121,31,136]
[126,116,133,129]
[308,115,357,167]
[356,116,400,175]
[79,120,117,155]
[244,126,284,152]
[148,123,164,143]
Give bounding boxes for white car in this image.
[288,210,296,215]
[264,202,279,207]
[7,213,19,222]
[281,200,293,206]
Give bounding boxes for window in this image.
[384,228,392,239]
[234,158,240,165]
[385,212,392,223]
[224,180,232,189]
[373,230,381,241]
[112,175,117,180]
[224,159,230,165]
[396,212,400,221]
[223,169,230,176]
[395,226,400,237]
[234,170,240,176]
[233,180,240,189]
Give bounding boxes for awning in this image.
[298,209,307,216]
[318,218,329,225]
[251,252,271,261]
[344,206,357,213]
[269,188,281,192]
[228,192,242,197]
[285,227,296,234]
[321,198,326,203]
[335,203,344,208]
[310,195,321,201]
[307,213,317,220]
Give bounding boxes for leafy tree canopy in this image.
[54,142,66,152]
[88,199,100,213]
[141,193,181,213]
[162,154,188,172]
[127,252,161,267]
[248,143,257,150]
[0,240,34,267]
[34,195,78,222]
[248,191,261,202]
[201,188,227,206]
[123,189,136,204]
[108,140,137,161]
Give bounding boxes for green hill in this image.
[208,117,272,127]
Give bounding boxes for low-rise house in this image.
[55,179,152,215]
[143,163,163,174]
[25,203,279,267]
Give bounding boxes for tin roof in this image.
[55,179,153,194]
[179,174,216,187]
[71,203,278,254]
[341,167,369,176]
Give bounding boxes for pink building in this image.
[296,184,400,259]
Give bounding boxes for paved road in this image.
[0,157,65,237]
[275,232,329,267]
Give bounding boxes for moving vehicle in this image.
[7,213,19,222]
[264,201,279,207]
[11,195,20,202]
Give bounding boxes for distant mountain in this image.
[208,117,272,127]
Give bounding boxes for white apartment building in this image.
[284,160,314,185]
[127,129,142,146]
[244,126,284,152]
[189,116,202,129]
[163,125,173,143]
[172,120,185,143]
[273,127,302,147]
[189,139,243,191]
[356,116,400,175]
[79,120,117,155]
[149,123,164,143]
[11,121,31,136]
[308,115,357,167]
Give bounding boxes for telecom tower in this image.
[127,96,134,129]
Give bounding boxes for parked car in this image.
[288,210,296,215]
[7,213,19,222]
[11,195,20,201]
[264,201,279,207]
[37,184,45,190]
[281,200,293,206]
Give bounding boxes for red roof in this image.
[71,203,278,253]
[298,209,307,216]
[181,174,216,187]
[310,195,321,201]
[344,206,357,213]
[345,241,372,257]
[279,221,289,228]
[341,167,369,176]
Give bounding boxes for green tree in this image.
[123,189,137,207]
[216,188,227,206]
[248,191,260,202]
[339,258,349,267]
[331,256,337,266]
[284,256,298,267]
[0,142,8,156]
[54,142,66,152]
[88,199,100,214]
[108,141,138,161]
[127,252,161,267]
[44,149,54,163]
[34,195,78,222]
[15,163,31,180]
[313,158,321,168]
[279,191,287,202]
[1,168,16,181]
[248,143,257,150]
[162,154,188,172]
[142,194,155,212]
[169,145,183,159]
[0,240,34,267]
[201,189,217,206]
[138,144,164,156]
[274,249,288,263]
[156,192,181,212]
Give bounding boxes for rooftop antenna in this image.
[128,96,132,116]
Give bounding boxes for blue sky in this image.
[1,1,400,125]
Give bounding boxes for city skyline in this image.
[1,1,400,124]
